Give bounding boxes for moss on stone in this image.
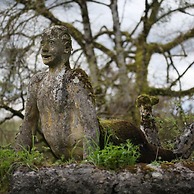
[71,68,95,102]
[136,94,159,107]
[182,161,194,171]
[99,119,148,146]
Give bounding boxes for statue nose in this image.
[42,43,49,52]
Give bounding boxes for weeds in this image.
[87,140,140,170]
[0,145,45,193]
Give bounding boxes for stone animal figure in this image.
[15,25,100,160]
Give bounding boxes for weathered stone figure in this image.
[15,25,194,163]
[136,94,194,160]
[136,94,161,147]
[15,25,100,160]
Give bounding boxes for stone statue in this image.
[15,25,193,163]
[136,94,161,147]
[136,94,194,160]
[15,25,100,160]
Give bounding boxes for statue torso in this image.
[36,69,84,159]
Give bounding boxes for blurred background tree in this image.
[0,0,194,146]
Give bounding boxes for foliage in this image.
[155,99,194,150]
[87,140,140,170]
[0,145,45,193]
[156,116,180,149]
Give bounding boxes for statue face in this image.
[40,36,70,67]
[40,25,72,68]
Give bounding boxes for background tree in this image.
[1,0,194,144]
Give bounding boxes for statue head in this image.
[41,25,72,68]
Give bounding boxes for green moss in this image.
[160,162,175,170]
[99,118,148,147]
[140,163,156,173]
[182,161,194,171]
[71,68,95,102]
[136,94,159,107]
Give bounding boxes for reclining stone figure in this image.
[15,25,100,160]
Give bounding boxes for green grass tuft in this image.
[0,145,45,193]
[87,140,140,170]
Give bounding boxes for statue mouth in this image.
[41,54,53,63]
[42,54,52,59]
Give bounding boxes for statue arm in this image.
[77,89,100,158]
[15,76,40,151]
[72,69,100,158]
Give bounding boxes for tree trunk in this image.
[110,0,131,107]
[76,0,99,88]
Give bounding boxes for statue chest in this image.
[37,74,69,112]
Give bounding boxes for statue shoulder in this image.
[71,68,94,95]
[27,72,47,94]
[29,71,47,85]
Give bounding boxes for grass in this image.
[0,145,45,193]
[87,139,140,170]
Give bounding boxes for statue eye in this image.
[49,40,55,45]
